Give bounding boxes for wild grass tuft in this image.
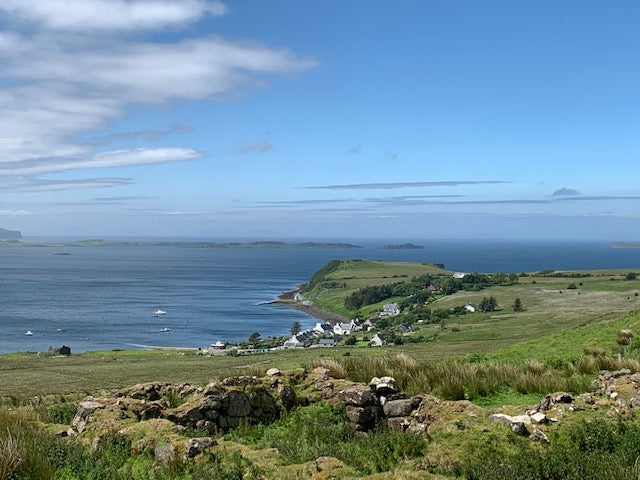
[310,358,347,379]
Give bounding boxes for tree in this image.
[290,321,301,336]
[248,332,261,345]
[479,296,498,312]
[512,297,523,312]
[344,335,357,345]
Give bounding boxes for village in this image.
[199,270,492,356]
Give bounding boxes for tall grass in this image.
[334,353,638,400]
[229,402,426,474]
[454,418,640,480]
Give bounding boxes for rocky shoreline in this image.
[272,290,348,325]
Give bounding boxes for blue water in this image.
[1,240,639,353]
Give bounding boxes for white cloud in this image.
[0,0,227,31]
[0,2,316,192]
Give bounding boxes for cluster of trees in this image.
[479,296,498,312]
[344,282,426,310]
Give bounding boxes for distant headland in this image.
[0,227,21,240]
[0,238,362,249]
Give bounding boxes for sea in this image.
[1,239,639,354]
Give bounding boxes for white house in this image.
[464,304,477,313]
[293,292,305,302]
[369,333,386,347]
[381,303,401,317]
[333,322,353,335]
[453,272,468,279]
[314,322,334,334]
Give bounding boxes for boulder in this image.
[226,391,251,417]
[71,399,105,433]
[345,405,381,426]
[383,397,422,418]
[266,368,281,377]
[339,387,376,407]
[531,428,550,443]
[369,376,398,397]
[154,444,176,463]
[277,384,296,411]
[184,437,216,458]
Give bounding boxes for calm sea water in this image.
[1,240,639,353]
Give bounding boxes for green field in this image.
[4,260,640,479]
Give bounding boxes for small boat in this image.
[160,328,170,333]
[154,309,167,317]
[25,330,33,336]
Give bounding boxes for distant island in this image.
[612,242,640,248]
[0,239,362,249]
[379,243,424,250]
[0,227,22,241]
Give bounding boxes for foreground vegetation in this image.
[5,260,640,478]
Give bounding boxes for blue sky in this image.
[1,0,639,240]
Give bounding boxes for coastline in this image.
[272,290,348,325]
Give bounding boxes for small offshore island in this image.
[379,242,425,249]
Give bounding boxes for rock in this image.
[369,376,398,396]
[184,437,216,458]
[339,387,376,407]
[511,422,529,436]
[345,405,381,426]
[530,412,547,424]
[266,368,281,377]
[531,428,549,443]
[488,413,516,427]
[226,391,251,417]
[407,423,428,435]
[387,416,411,432]
[277,384,296,411]
[155,444,176,463]
[203,383,224,397]
[249,389,278,419]
[602,369,631,380]
[71,400,105,433]
[383,397,422,418]
[186,407,204,422]
[140,402,164,420]
[554,393,574,404]
[534,394,553,412]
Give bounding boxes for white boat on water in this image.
[25,330,33,336]
[160,327,170,333]
[154,309,167,317]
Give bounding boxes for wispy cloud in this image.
[5,178,132,192]
[0,2,316,191]
[306,180,509,190]
[255,198,353,206]
[347,145,362,154]
[92,124,193,145]
[235,140,273,154]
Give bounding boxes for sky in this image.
[1,0,640,240]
